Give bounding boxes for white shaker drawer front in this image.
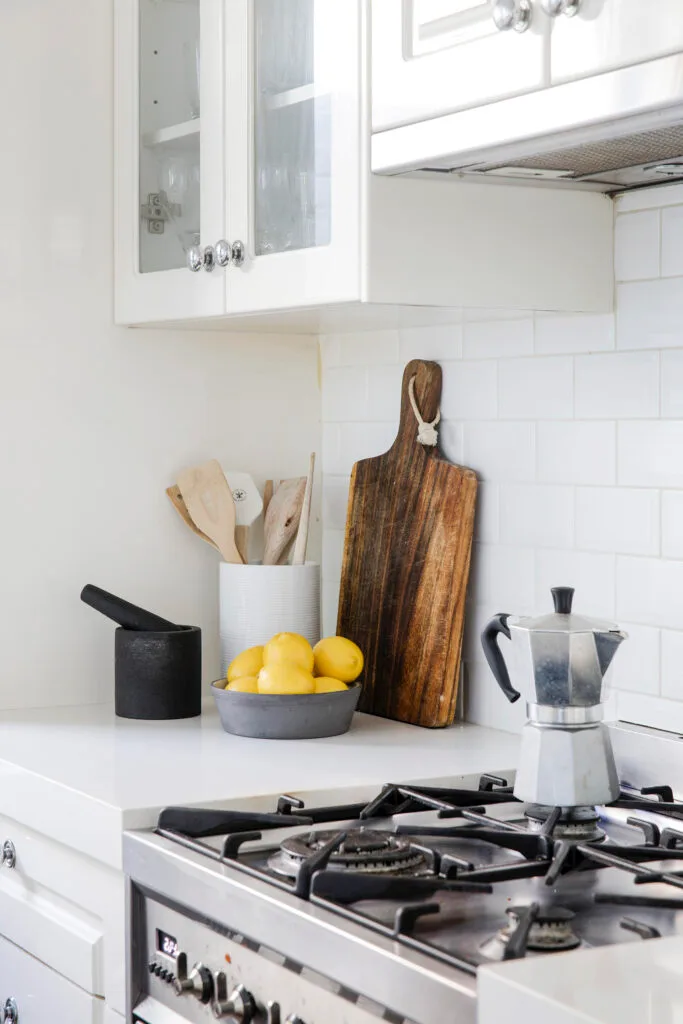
[372,0,549,131]
[550,0,683,83]
[0,933,103,1024]
[0,814,117,995]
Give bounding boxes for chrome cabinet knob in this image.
[541,0,580,14]
[211,976,256,1021]
[2,840,16,869]
[3,999,18,1023]
[202,245,216,272]
[491,0,532,31]
[215,239,232,267]
[187,245,204,273]
[230,240,245,267]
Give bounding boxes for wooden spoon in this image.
[224,470,263,564]
[166,485,218,551]
[176,460,244,564]
[292,453,315,565]
[263,476,306,565]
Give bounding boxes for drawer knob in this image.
[2,841,16,869]
[187,245,204,273]
[3,998,18,1023]
[492,0,532,32]
[541,0,581,14]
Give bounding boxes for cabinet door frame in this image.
[223,0,362,315]
[114,0,226,324]
[372,0,550,132]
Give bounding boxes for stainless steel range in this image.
[125,742,683,1024]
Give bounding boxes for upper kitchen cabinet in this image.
[372,0,549,132]
[549,0,683,84]
[115,0,613,328]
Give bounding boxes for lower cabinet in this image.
[0,933,104,1023]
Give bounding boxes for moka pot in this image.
[481,587,627,808]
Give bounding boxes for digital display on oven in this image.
[156,928,179,959]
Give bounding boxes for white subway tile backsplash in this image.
[440,420,465,463]
[575,352,659,419]
[441,359,497,420]
[338,329,399,366]
[662,491,683,559]
[366,363,403,422]
[537,422,616,485]
[576,487,660,556]
[321,183,683,731]
[498,356,572,420]
[534,313,615,355]
[398,324,463,362]
[614,210,660,282]
[661,629,683,701]
[499,484,574,549]
[322,475,350,532]
[464,421,535,483]
[617,556,683,630]
[661,205,683,278]
[617,278,683,349]
[335,422,397,474]
[661,350,683,417]
[324,366,368,422]
[618,421,683,488]
[612,623,660,694]
[535,550,616,618]
[463,318,533,360]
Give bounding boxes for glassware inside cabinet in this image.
[254,0,331,256]
[139,0,200,274]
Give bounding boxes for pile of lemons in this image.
[224,633,364,695]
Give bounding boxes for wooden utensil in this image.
[263,479,274,518]
[177,460,244,564]
[293,453,315,565]
[263,476,306,565]
[337,360,477,728]
[166,485,218,551]
[224,470,263,564]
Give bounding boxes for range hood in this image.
[371,52,683,192]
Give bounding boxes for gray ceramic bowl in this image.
[211,680,361,739]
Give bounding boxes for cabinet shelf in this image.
[142,119,200,150]
[263,83,317,112]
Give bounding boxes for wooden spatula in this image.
[166,485,218,551]
[293,453,315,565]
[263,476,306,565]
[176,460,244,564]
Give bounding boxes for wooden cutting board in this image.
[337,360,477,728]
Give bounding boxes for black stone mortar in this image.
[115,625,201,720]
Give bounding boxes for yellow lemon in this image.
[263,632,314,673]
[225,676,259,693]
[226,645,264,682]
[314,677,348,693]
[313,636,364,683]
[258,663,316,695]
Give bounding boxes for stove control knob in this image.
[173,954,213,1003]
[211,974,256,1022]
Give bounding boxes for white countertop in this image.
[478,933,683,1024]
[0,700,519,868]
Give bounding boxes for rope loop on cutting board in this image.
[408,374,441,446]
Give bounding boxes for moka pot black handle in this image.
[481,613,521,703]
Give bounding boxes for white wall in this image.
[320,184,683,736]
[0,0,320,709]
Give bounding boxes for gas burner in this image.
[268,829,428,879]
[505,905,581,953]
[525,804,605,842]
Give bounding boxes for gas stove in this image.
[125,738,683,1024]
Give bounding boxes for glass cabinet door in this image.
[139,0,202,274]
[115,0,225,324]
[225,0,362,314]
